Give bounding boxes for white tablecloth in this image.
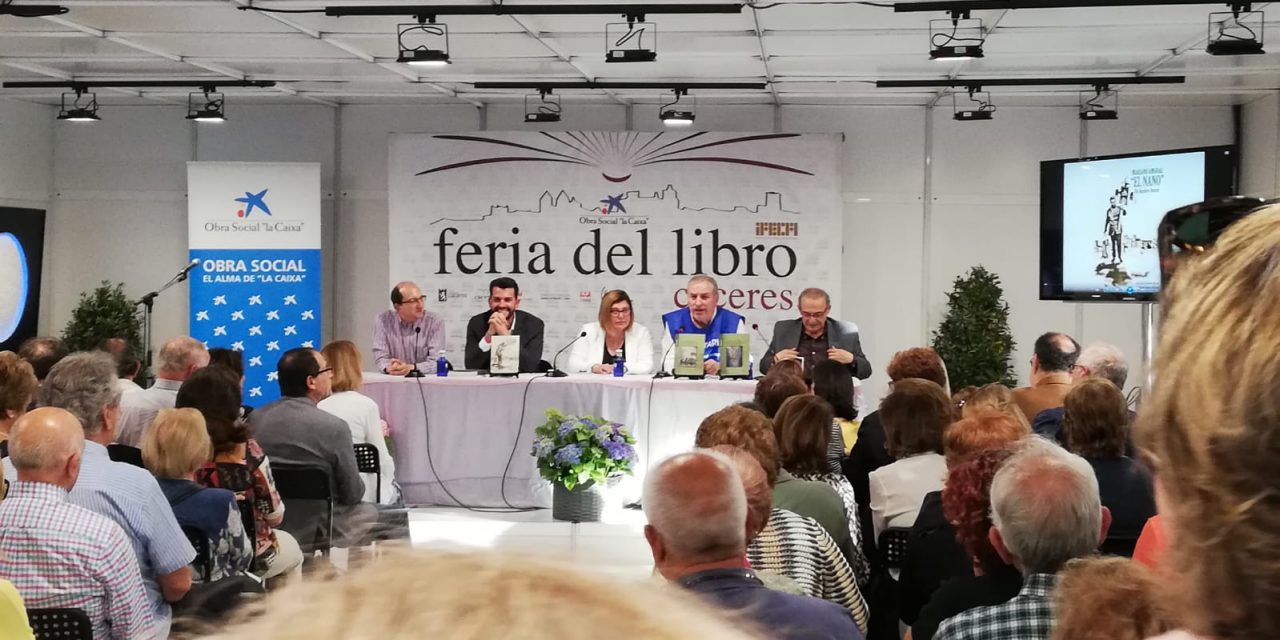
[363,373,757,508]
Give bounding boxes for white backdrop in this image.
[388,131,843,366]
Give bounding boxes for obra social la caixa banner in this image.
[388,132,843,365]
[188,162,321,406]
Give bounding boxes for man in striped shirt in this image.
[0,408,153,639]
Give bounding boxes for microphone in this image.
[653,327,683,379]
[405,326,425,378]
[180,258,199,276]
[547,331,587,378]
[752,323,772,374]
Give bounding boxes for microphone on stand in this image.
[547,331,587,378]
[177,258,200,280]
[405,326,426,378]
[653,327,684,379]
[752,323,771,375]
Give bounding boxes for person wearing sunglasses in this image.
[373,281,446,376]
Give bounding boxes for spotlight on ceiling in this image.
[953,87,994,121]
[186,87,226,122]
[660,89,695,126]
[57,89,99,122]
[1080,85,1118,120]
[524,89,562,123]
[397,17,451,66]
[606,13,657,62]
[930,10,985,61]
[1207,5,1264,55]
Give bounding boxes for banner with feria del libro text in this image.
[188,162,321,406]
[388,132,843,366]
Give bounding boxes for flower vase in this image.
[552,481,604,522]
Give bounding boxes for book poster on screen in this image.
[1061,151,1205,296]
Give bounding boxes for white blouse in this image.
[565,322,655,375]
[868,452,947,541]
[318,390,398,505]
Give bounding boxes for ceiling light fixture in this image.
[1207,3,1264,55]
[953,86,994,121]
[525,89,562,123]
[930,9,985,61]
[57,88,99,122]
[1080,85,1118,120]
[606,12,658,63]
[0,4,67,17]
[187,86,227,122]
[397,16,451,66]
[660,88,695,126]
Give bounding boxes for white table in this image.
[363,373,757,508]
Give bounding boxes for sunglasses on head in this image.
[1158,196,1276,287]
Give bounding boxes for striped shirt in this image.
[0,481,153,639]
[795,471,872,586]
[6,441,195,636]
[748,508,869,633]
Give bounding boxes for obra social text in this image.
[200,259,307,283]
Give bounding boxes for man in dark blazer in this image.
[464,276,546,373]
[761,287,871,379]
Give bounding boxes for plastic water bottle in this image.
[613,356,625,377]
[436,350,448,377]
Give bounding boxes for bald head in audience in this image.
[643,450,748,581]
[9,407,85,491]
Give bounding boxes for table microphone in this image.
[547,331,587,378]
[653,327,683,379]
[405,326,426,378]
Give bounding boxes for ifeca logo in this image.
[204,187,304,233]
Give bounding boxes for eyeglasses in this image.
[1159,196,1276,287]
[608,308,632,316]
[313,367,333,377]
[800,311,827,320]
[397,296,425,305]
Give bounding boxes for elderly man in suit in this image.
[761,288,871,379]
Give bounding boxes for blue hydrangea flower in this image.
[557,420,577,439]
[532,438,555,458]
[554,444,582,466]
[603,440,634,462]
[593,425,613,445]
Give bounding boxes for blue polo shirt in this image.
[679,568,864,640]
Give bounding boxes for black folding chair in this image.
[271,464,334,556]
[27,607,93,640]
[878,527,912,571]
[352,443,381,503]
[183,524,213,582]
[107,444,145,468]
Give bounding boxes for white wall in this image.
[5,95,1254,407]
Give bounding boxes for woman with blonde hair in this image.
[567,289,655,375]
[1050,556,1173,640]
[1137,206,1280,640]
[144,408,253,581]
[318,340,398,505]
[960,383,1030,432]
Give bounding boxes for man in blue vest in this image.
[661,275,747,376]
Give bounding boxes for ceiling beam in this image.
[896,0,1252,11]
[322,3,745,17]
[474,81,767,89]
[748,2,779,105]
[880,75,1187,87]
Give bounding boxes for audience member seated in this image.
[708,445,805,595]
[179,366,303,581]
[0,351,37,445]
[869,378,950,541]
[753,371,809,419]
[1049,556,1173,640]
[199,551,763,640]
[1011,332,1079,427]
[910,448,1021,640]
[1033,342,1135,449]
[1062,378,1154,557]
[0,578,33,640]
[143,407,253,581]
[17,336,66,383]
[1131,514,1167,571]
[1135,208,1280,640]
[19,352,193,637]
[773,395,870,581]
[767,358,807,385]
[251,348,396,549]
[934,438,1111,640]
[97,337,143,395]
[0,407,153,639]
[318,341,399,505]
[958,383,1030,431]
[900,409,1029,627]
[695,407,868,620]
[695,406,859,581]
[207,348,254,419]
[813,359,860,454]
[116,336,209,446]
[643,449,864,640]
[846,347,948,556]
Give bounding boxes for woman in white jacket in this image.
[567,290,655,375]
[318,340,399,505]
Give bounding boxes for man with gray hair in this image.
[643,450,863,640]
[1072,342,1128,390]
[115,336,209,446]
[935,439,1111,640]
[0,407,153,639]
[11,352,194,638]
[761,287,872,379]
[660,275,748,376]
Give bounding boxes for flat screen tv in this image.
[1040,145,1235,302]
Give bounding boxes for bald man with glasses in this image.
[373,281,446,376]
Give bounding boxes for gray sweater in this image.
[250,396,366,506]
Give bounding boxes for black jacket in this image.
[464,309,546,373]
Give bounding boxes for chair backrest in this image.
[27,607,93,640]
[352,443,380,474]
[183,524,213,582]
[878,527,911,570]
[106,444,145,468]
[271,464,334,554]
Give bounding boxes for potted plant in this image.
[931,265,1018,390]
[532,408,638,522]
